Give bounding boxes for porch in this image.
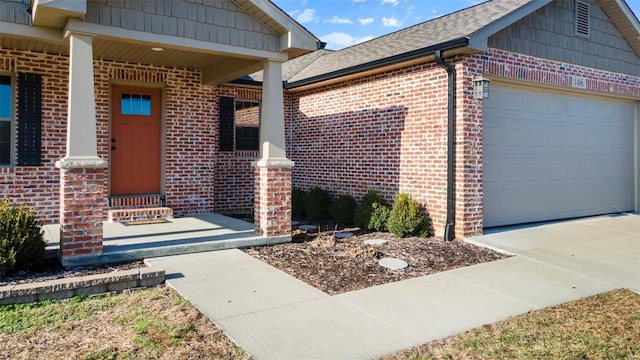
[43,214,290,267]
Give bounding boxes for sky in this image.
[273,0,640,50]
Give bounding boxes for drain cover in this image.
[364,239,388,246]
[334,232,353,239]
[379,257,408,270]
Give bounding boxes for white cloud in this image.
[382,16,402,27]
[296,8,318,23]
[353,0,366,2]
[381,0,399,5]
[320,32,374,50]
[358,17,374,25]
[325,16,353,24]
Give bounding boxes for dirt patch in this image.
[0,286,250,360]
[244,228,509,295]
[384,289,640,359]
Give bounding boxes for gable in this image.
[84,0,281,52]
[488,0,640,76]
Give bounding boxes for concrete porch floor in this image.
[43,213,290,266]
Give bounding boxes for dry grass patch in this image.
[385,289,640,360]
[0,286,250,360]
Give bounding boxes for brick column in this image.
[56,30,107,266]
[59,168,106,259]
[254,165,292,236]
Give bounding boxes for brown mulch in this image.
[244,228,510,295]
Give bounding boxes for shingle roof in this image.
[245,0,539,87]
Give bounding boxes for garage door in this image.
[483,84,635,227]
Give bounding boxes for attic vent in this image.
[575,0,590,38]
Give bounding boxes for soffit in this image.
[598,0,640,57]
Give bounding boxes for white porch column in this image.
[56,30,107,266]
[256,60,292,167]
[254,60,293,238]
[57,30,106,167]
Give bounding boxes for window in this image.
[219,96,260,152]
[121,94,152,115]
[234,100,260,151]
[0,75,12,165]
[575,0,590,38]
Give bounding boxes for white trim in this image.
[0,21,65,44]
[64,19,288,62]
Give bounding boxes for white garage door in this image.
[483,84,635,227]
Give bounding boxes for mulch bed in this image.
[244,228,510,295]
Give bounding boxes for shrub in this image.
[329,194,357,225]
[304,186,332,221]
[386,193,431,238]
[354,190,389,230]
[0,199,46,276]
[368,202,391,232]
[292,188,307,219]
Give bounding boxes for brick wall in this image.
[287,61,457,236]
[0,50,68,223]
[213,87,260,214]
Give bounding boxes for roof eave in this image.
[285,37,471,90]
[598,0,640,57]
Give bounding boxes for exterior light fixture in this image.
[151,47,165,52]
[472,76,490,99]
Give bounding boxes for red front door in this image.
[111,85,161,195]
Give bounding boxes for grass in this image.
[385,289,640,360]
[0,286,250,359]
[2,286,638,359]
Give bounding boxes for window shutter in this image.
[17,73,42,166]
[219,96,234,151]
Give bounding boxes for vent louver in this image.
[575,0,590,38]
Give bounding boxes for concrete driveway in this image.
[468,213,640,292]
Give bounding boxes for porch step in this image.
[108,207,173,223]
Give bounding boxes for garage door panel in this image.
[483,84,634,228]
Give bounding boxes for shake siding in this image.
[488,0,640,76]
[85,0,280,52]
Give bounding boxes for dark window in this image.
[121,94,151,115]
[234,100,260,151]
[219,97,260,152]
[0,75,10,165]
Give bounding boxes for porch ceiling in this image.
[1,32,252,72]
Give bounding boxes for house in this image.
[0,0,638,265]
[246,0,638,240]
[0,0,319,265]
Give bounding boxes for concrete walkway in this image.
[145,213,639,359]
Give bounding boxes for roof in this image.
[243,0,640,89]
[245,0,546,87]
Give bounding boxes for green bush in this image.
[0,199,46,276]
[329,194,357,225]
[354,190,389,230]
[368,202,391,232]
[304,186,332,221]
[386,193,432,238]
[292,188,307,219]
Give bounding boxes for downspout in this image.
[434,50,456,242]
